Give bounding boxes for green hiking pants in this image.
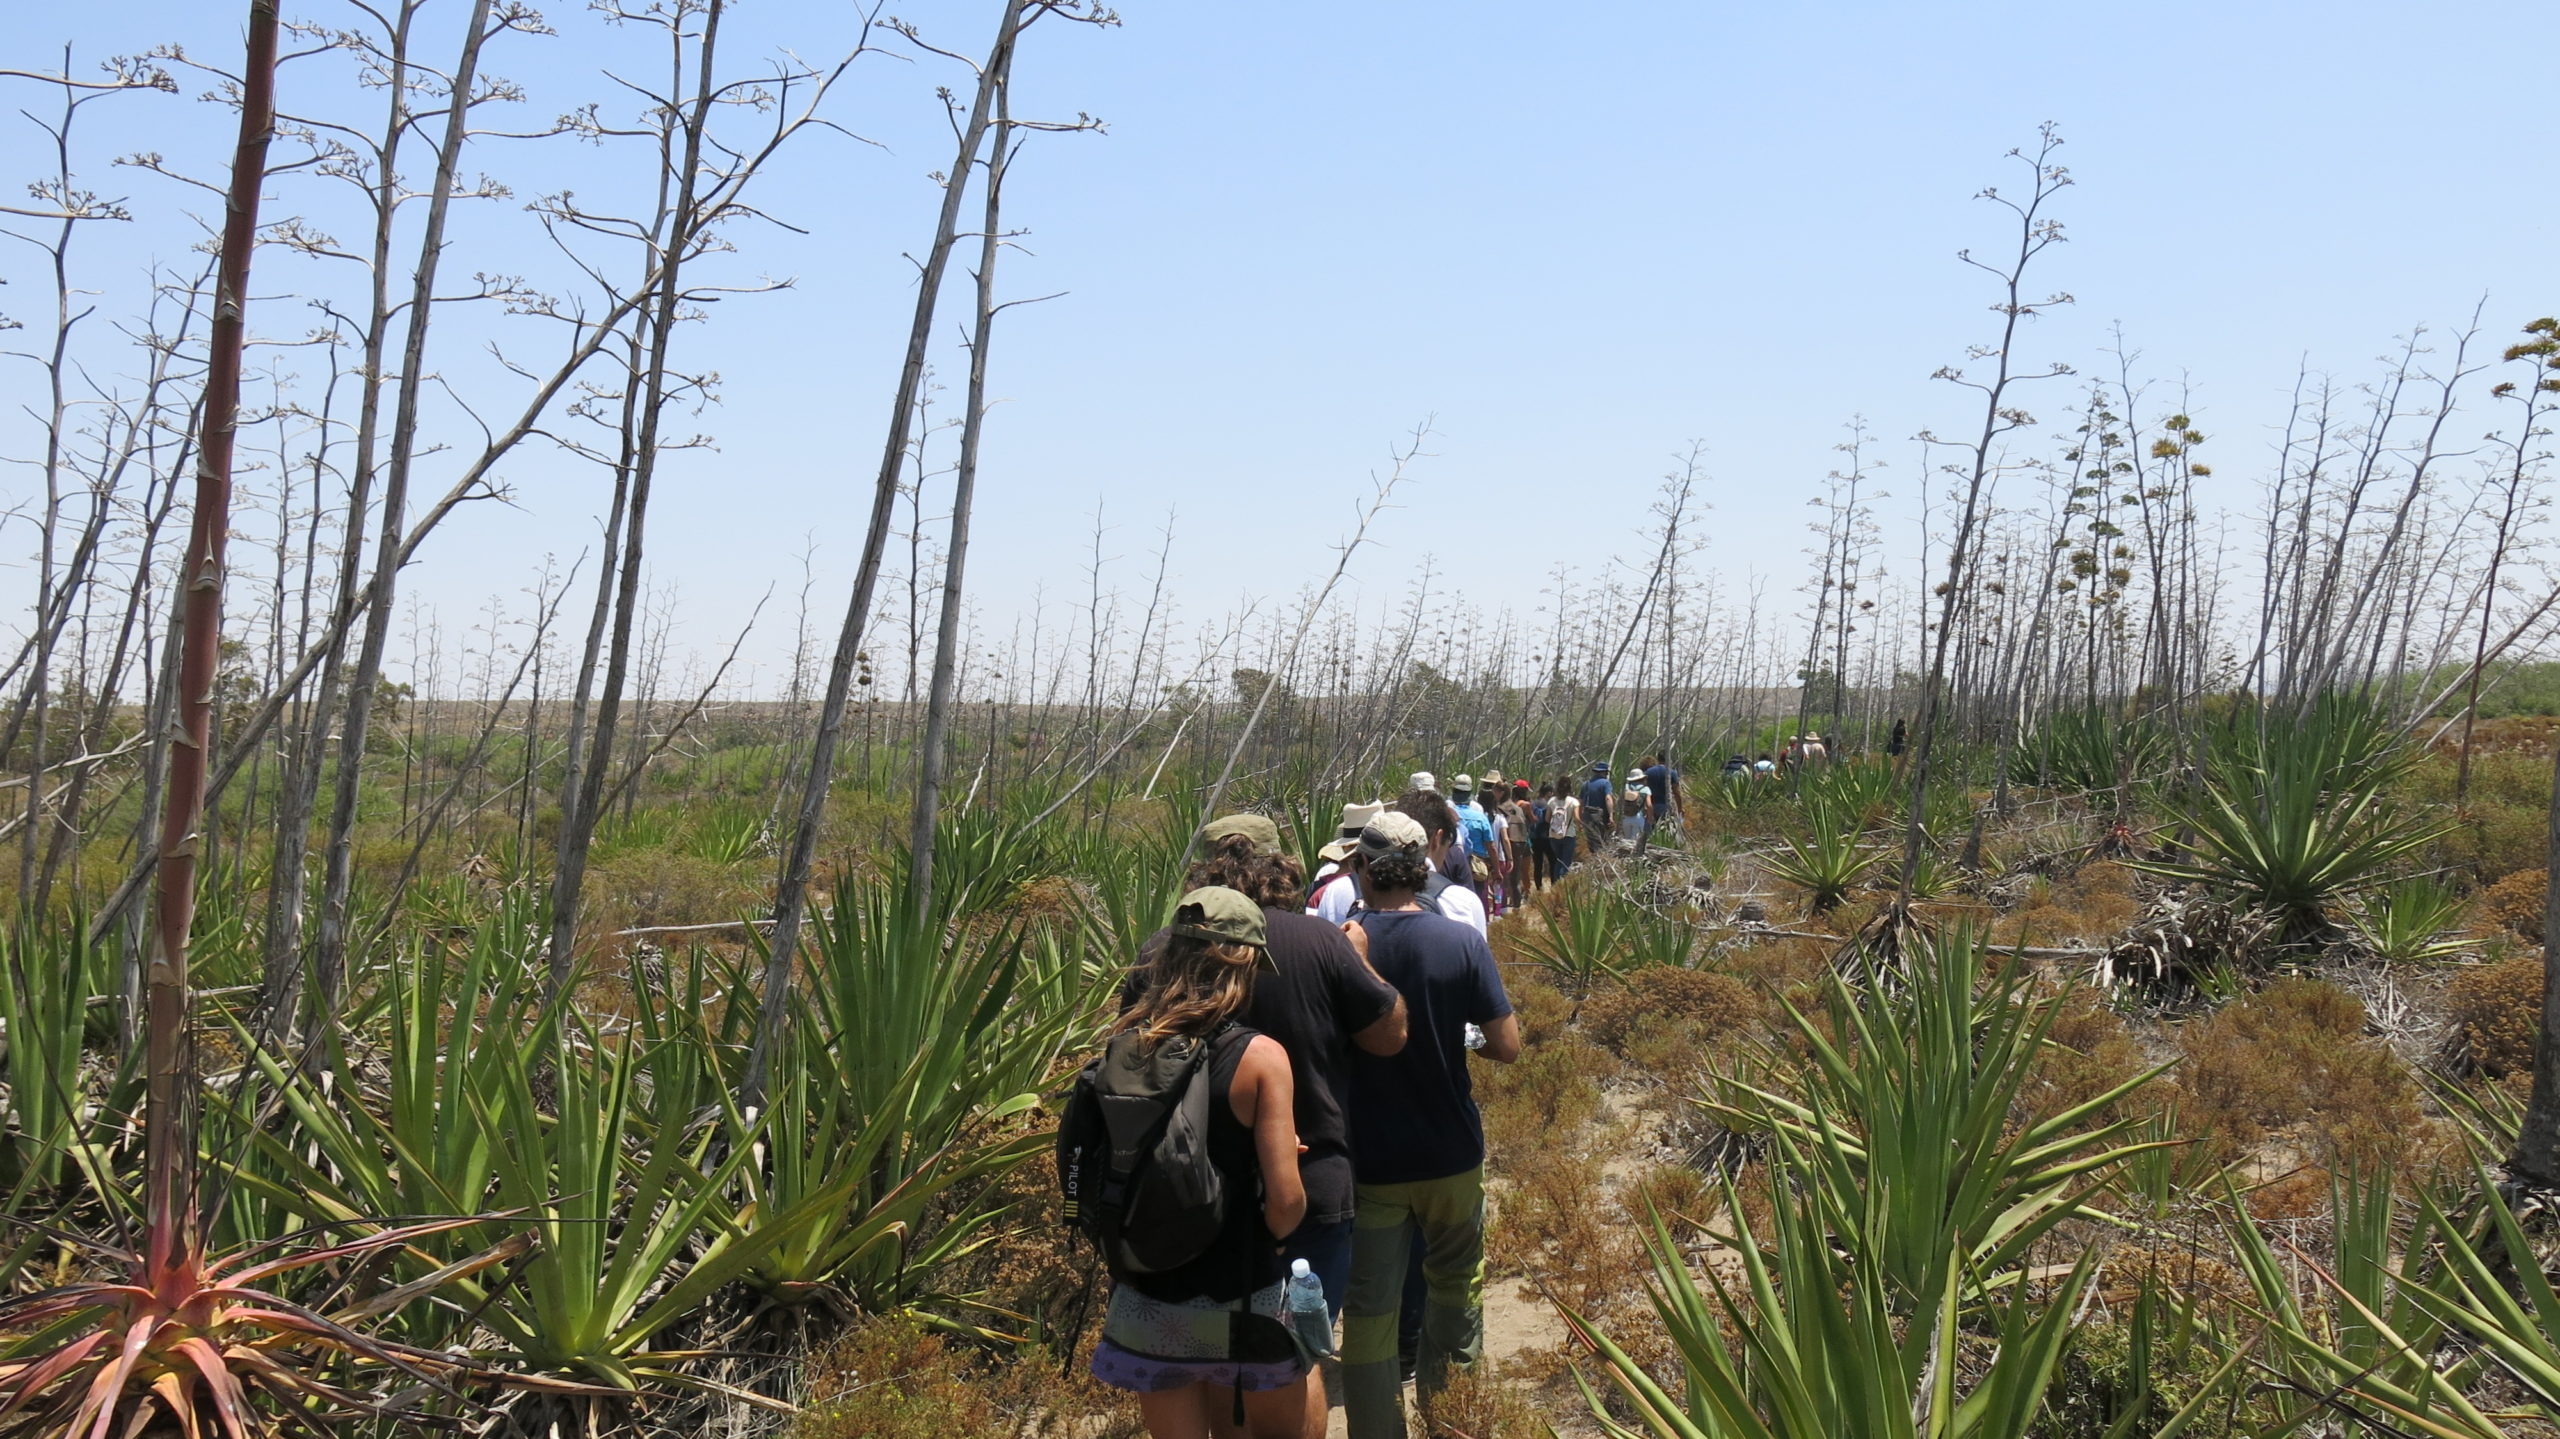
[1341,1166,1487,1439]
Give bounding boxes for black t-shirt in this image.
[1344,908,1514,1186]
[1127,907,1400,1225]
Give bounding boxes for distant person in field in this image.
[1476,772,1515,916]
[1505,778,1525,891]
[1641,754,1679,827]
[1753,752,1777,777]
[1578,762,1616,851]
[1336,813,1522,1439]
[1887,717,1908,759]
[1125,819,1408,1431]
[1619,775,1650,844]
[1544,775,1580,878]
[1088,887,1311,1436]
[1804,732,1831,769]
[1450,775,1498,899]
[1720,753,1749,780]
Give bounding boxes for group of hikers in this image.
[1059,757,1690,1438]
[1304,759,1689,919]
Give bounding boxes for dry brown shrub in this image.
[1419,1361,1550,1438]
[797,1315,996,1439]
[1485,1144,1642,1316]
[2447,954,2542,1078]
[1582,967,1758,1055]
[2481,868,2547,941]
[1995,862,2140,947]
[1505,969,1576,1049]
[2019,987,2151,1128]
[2242,1164,2333,1224]
[1004,873,1085,926]
[2172,979,2426,1172]
[1724,935,1830,1005]
[1477,1034,1612,1162]
[1629,1163,1715,1242]
[2093,1241,2251,1312]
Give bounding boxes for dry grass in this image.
[795,1315,999,1439]
[585,848,758,934]
[1418,1360,1555,1438]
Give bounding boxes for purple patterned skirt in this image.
[1088,1279,1309,1393]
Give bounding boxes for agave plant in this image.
[1764,809,1881,914]
[2131,733,2447,936]
[2346,877,2475,964]
[1797,759,1897,831]
[797,876,1106,1310]
[2230,1167,2545,1439]
[1511,880,1632,994]
[0,1214,520,1439]
[2018,707,2172,797]
[1565,937,2184,1437]
[0,925,115,1192]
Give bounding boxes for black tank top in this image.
[1121,1024,1284,1304]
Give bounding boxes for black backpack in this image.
[1057,1022,1250,1279]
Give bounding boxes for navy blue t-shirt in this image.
[1344,908,1513,1186]
[1579,775,1614,823]
[1642,763,1674,815]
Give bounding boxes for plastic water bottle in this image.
[1286,1258,1334,1357]
[1463,1021,1487,1051]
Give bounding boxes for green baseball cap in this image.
[1171,885,1268,948]
[1199,813,1282,855]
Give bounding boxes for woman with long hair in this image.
[1090,886,1309,1437]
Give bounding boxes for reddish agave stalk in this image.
[146,0,277,1273]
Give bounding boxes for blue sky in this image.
[10,1,2557,689]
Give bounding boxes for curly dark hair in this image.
[1392,788,1457,843]
[1358,846,1431,896]
[1184,834,1306,911]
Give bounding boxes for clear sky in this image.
[9,1,2557,691]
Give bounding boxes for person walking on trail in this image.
[1518,780,1550,893]
[1752,752,1777,777]
[1311,792,1487,937]
[1545,775,1580,878]
[1479,771,1516,913]
[1802,732,1831,771]
[1578,762,1616,852]
[1641,754,1681,838]
[1334,814,1522,1439]
[1619,774,1651,844]
[1449,775,1499,897]
[1306,801,1384,917]
[1085,887,1314,1437]
[1129,817,1408,1431]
